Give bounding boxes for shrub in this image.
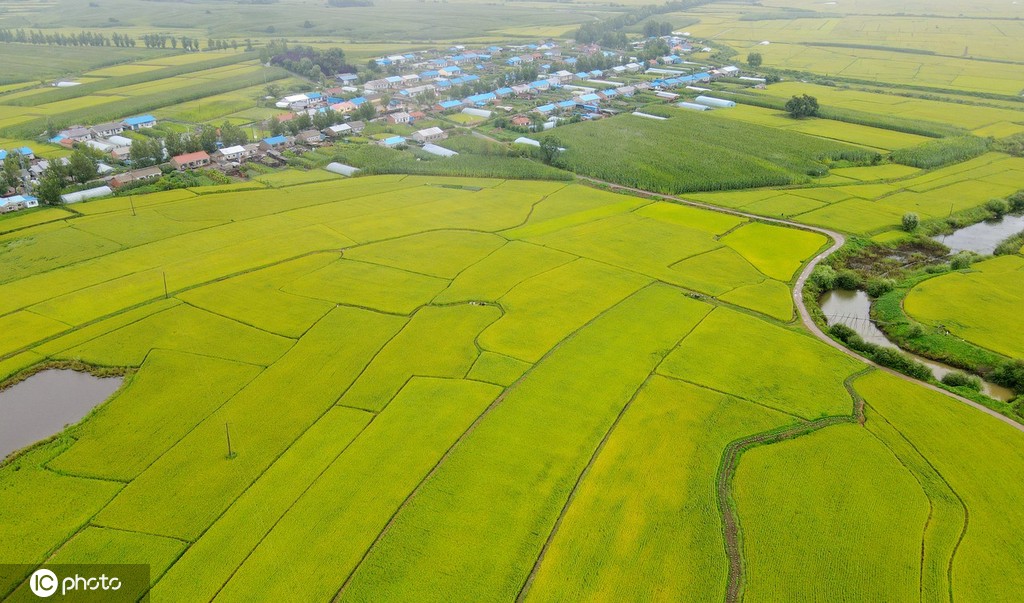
[1008,191,1024,212]
[901,212,919,232]
[872,347,933,381]
[829,323,858,342]
[985,198,1009,217]
[991,360,1024,394]
[941,371,982,391]
[994,231,1024,256]
[950,252,976,270]
[865,277,895,298]
[834,269,861,290]
[809,264,837,290]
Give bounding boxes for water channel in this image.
[0,369,123,460]
[819,289,1015,401]
[932,213,1024,255]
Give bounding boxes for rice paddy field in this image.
[0,52,285,137]
[904,254,1024,360]
[2,174,1024,600]
[688,152,1024,234]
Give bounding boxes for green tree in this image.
[539,136,561,165]
[2,152,22,192]
[747,52,762,68]
[68,149,98,183]
[35,163,65,205]
[785,94,819,119]
[901,212,919,232]
[219,121,249,146]
[198,127,218,153]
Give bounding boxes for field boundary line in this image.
[577,176,1024,433]
[715,367,870,602]
[863,400,970,603]
[330,283,669,601]
[515,302,714,601]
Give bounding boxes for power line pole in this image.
[225,423,236,459]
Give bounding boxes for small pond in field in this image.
[933,213,1024,255]
[0,370,123,460]
[819,289,1015,402]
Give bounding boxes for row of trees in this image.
[0,29,254,51]
[574,0,708,47]
[0,29,122,47]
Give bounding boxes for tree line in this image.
[0,29,254,52]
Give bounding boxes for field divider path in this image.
[576,176,1024,434]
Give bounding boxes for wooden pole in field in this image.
[225,423,235,459]
[129,195,136,216]
[162,272,168,298]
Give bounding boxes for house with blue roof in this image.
[465,92,497,105]
[0,194,39,212]
[376,58,392,66]
[535,104,556,114]
[420,70,440,78]
[437,100,464,110]
[123,115,156,130]
[350,97,367,105]
[337,73,358,83]
[432,58,448,67]
[385,76,404,84]
[440,66,462,77]
[306,92,322,100]
[578,93,601,103]
[507,56,522,66]
[260,135,289,151]
[528,80,551,90]
[436,80,452,88]
[556,100,576,109]
[589,70,603,77]
[494,87,514,97]
[488,46,502,53]
[0,147,34,161]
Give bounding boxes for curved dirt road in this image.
[576,176,1024,432]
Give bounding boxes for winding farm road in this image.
[576,176,1024,433]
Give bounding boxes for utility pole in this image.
[129,194,136,216]
[225,422,236,459]
[162,272,168,298]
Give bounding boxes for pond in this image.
[0,369,123,460]
[819,289,1015,402]
[933,213,1024,255]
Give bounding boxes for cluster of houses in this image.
[1,146,43,213]
[48,115,157,162]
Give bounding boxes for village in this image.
[1,34,756,211]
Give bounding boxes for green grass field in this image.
[539,108,875,193]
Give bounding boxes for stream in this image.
[819,289,1015,401]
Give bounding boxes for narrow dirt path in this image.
[575,176,1024,434]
